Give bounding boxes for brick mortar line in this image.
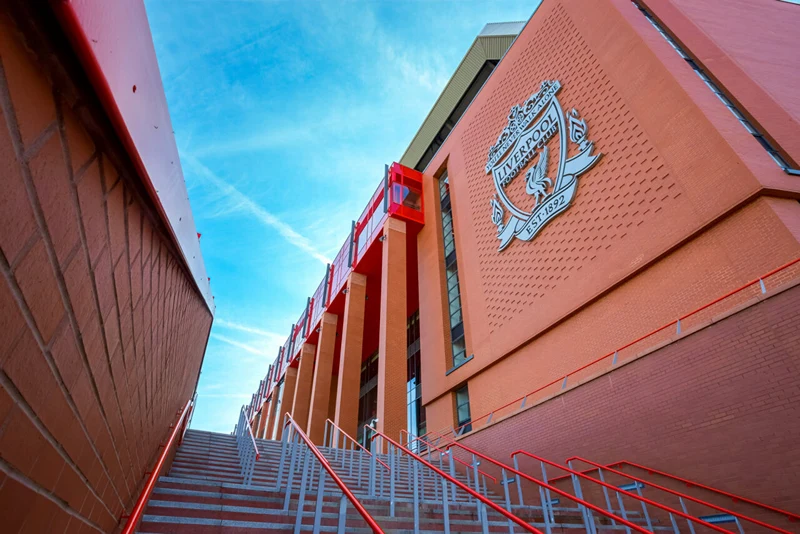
[121,181,144,445]
[54,94,143,491]
[0,455,105,533]
[0,60,128,512]
[0,365,116,524]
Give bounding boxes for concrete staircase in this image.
[136,429,658,533]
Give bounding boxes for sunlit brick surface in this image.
[0,11,212,532]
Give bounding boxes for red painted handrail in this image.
[284,415,384,533]
[401,431,499,484]
[424,256,800,443]
[121,398,192,534]
[326,419,390,472]
[557,460,800,524]
[447,443,651,534]
[512,451,733,534]
[365,426,543,533]
[565,457,793,533]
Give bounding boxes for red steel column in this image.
[334,272,367,438]
[291,343,316,432]
[307,312,339,444]
[377,218,408,442]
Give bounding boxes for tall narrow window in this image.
[407,311,425,448]
[438,173,468,368]
[356,352,379,448]
[454,385,472,434]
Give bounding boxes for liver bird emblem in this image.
[525,146,552,204]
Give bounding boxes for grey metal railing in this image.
[277,414,384,533]
[234,405,259,485]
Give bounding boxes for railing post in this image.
[448,451,457,503]
[616,491,632,534]
[501,468,514,534]
[635,482,653,533]
[539,461,554,524]
[276,422,289,491]
[567,460,596,534]
[313,467,326,534]
[337,495,348,534]
[441,475,451,534]
[679,497,697,534]
[389,443,396,517]
[597,468,615,525]
[538,484,553,534]
[284,433,301,511]
[513,455,524,506]
[293,448,312,534]
[369,443,377,497]
[412,459,420,534]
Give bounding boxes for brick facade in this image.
[459,282,800,528]
[0,9,212,532]
[416,0,800,442]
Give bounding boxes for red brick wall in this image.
[0,10,212,533]
[459,282,800,523]
[416,0,800,439]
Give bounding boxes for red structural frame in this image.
[253,162,424,408]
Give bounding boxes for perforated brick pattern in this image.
[458,5,679,332]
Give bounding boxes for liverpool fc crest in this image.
[486,80,601,251]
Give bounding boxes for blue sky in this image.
[144,0,535,433]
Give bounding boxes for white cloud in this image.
[183,154,331,264]
[210,333,269,356]
[215,318,281,338]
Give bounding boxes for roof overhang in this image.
[52,0,214,313]
[399,22,525,171]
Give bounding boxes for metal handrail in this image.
[121,397,192,534]
[566,457,795,533]
[324,419,390,472]
[423,256,800,443]
[235,406,260,485]
[366,425,544,533]
[616,460,800,523]
[447,443,652,534]
[283,414,384,533]
[403,431,499,484]
[513,450,734,534]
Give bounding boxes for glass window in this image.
[439,173,468,369]
[454,385,472,434]
[356,352,380,447]
[406,311,425,449]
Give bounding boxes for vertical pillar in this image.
[334,272,367,438]
[274,367,297,441]
[291,343,316,432]
[264,395,277,440]
[256,400,268,437]
[377,218,408,441]
[307,313,339,444]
